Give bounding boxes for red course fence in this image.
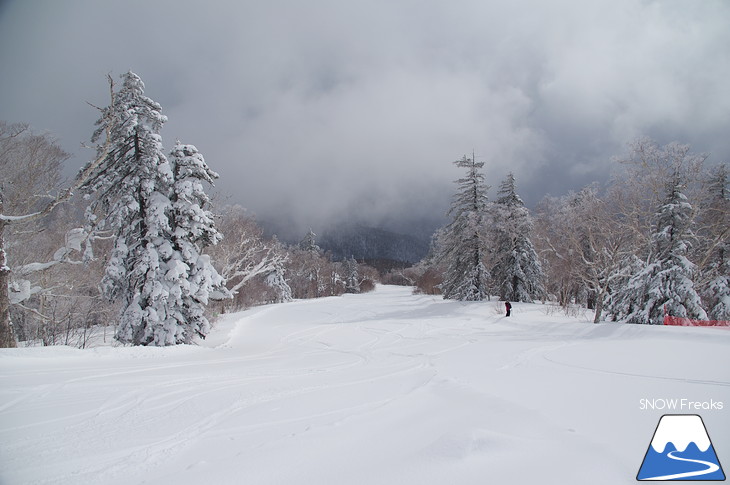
[663,315,730,327]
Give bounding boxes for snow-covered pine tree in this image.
[705,261,729,321]
[618,174,707,324]
[602,253,646,322]
[167,142,231,342]
[300,229,321,252]
[490,173,545,302]
[439,154,491,301]
[81,71,176,344]
[344,256,360,294]
[291,229,327,298]
[265,254,293,304]
[81,71,227,345]
[699,164,729,320]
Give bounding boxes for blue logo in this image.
[637,414,725,481]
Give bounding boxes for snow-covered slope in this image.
[1,286,728,484]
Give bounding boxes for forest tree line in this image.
[1,72,727,348]
[0,72,376,348]
[1,118,378,348]
[408,140,728,326]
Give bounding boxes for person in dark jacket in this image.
[505,301,512,317]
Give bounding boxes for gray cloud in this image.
[2,0,729,234]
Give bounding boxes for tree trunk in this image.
[593,282,609,324]
[0,202,18,347]
[593,296,604,324]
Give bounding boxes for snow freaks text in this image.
[639,398,724,411]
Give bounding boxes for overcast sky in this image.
[1,0,729,235]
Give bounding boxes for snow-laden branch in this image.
[13,228,88,277]
[0,212,42,222]
[13,302,52,321]
[8,279,41,305]
[223,239,288,294]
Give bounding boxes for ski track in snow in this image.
[1,285,728,485]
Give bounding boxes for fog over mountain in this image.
[1,1,729,239]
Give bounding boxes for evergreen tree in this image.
[293,229,326,298]
[699,164,730,320]
[490,173,545,302]
[300,229,321,252]
[81,71,175,344]
[344,256,360,293]
[603,254,646,322]
[166,142,230,342]
[618,175,707,324]
[266,256,293,303]
[705,265,730,321]
[439,154,491,301]
[81,72,227,345]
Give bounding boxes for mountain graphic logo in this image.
[637,414,725,481]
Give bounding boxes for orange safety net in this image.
[663,315,730,327]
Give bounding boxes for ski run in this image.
[1,285,728,484]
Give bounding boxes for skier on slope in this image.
[505,301,512,317]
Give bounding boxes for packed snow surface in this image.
[1,285,728,484]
